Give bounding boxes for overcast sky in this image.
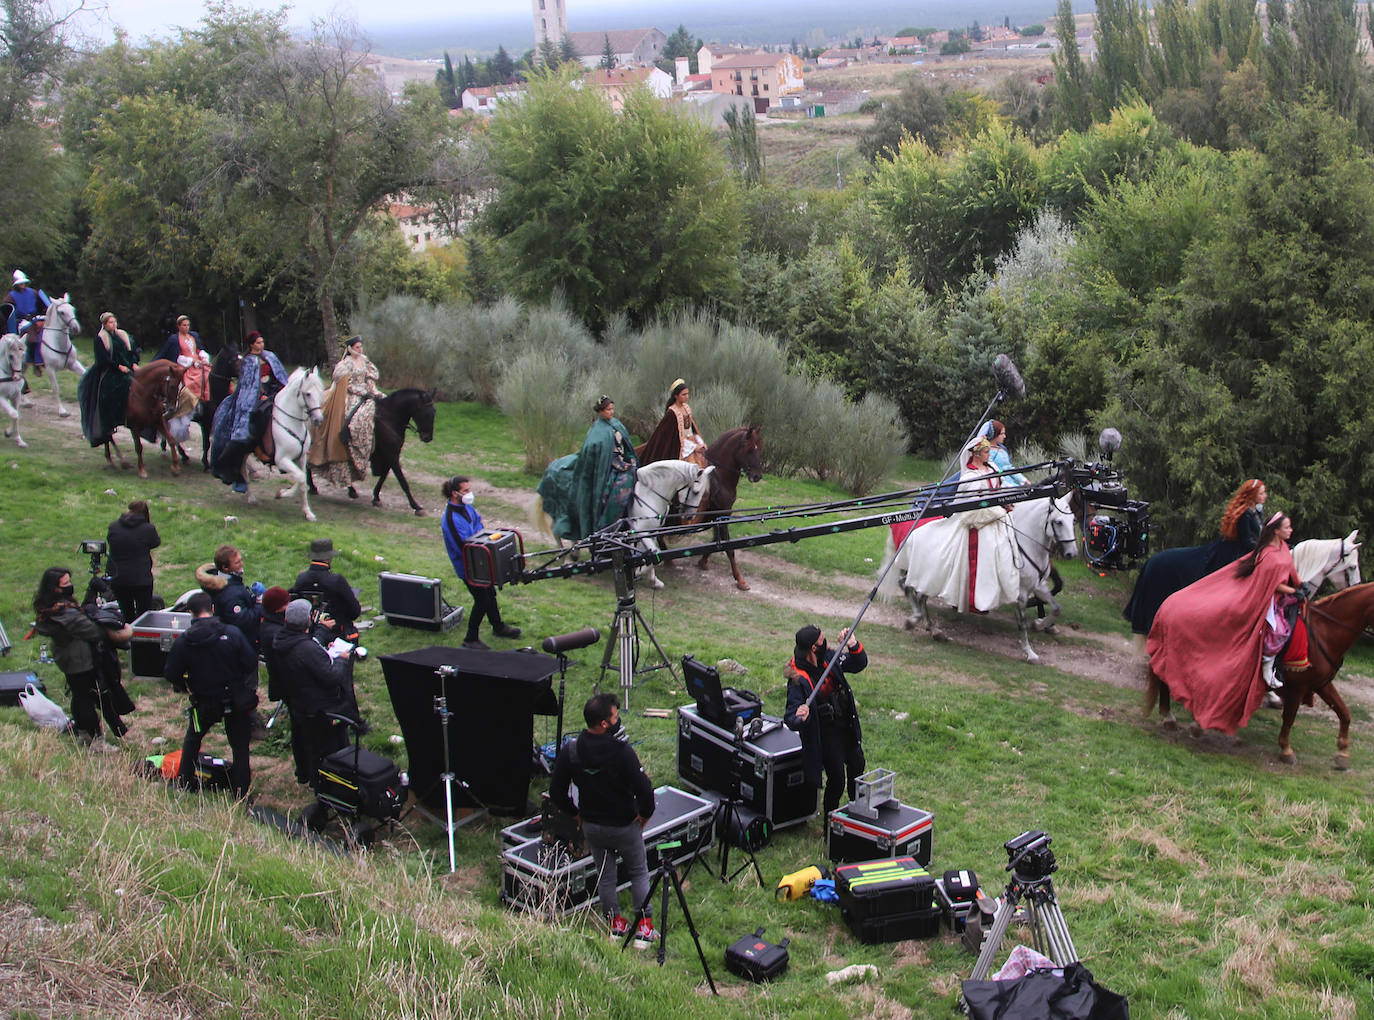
[86,0,536,41]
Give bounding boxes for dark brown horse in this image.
[1146,582,1374,769]
[196,340,242,470]
[694,425,765,590]
[102,359,189,479]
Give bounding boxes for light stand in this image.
[598,550,678,710]
[967,834,1079,984]
[621,840,719,996]
[404,664,486,873]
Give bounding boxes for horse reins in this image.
[274,381,322,448]
[40,305,75,359]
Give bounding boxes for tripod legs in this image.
[597,601,679,710]
[622,859,719,996]
[968,877,1079,982]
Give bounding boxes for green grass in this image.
[2,369,1373,1017]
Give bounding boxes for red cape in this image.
[1147,543,1297,733]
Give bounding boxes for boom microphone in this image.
[1098,427,1123,457]
[993,354,1026,402]
[541,628,601,654]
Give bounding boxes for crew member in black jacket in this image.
[105,499,161,623]
[272,598,359,783]
[293,538,363,638]
[783,623,868,818]
[195,544,262,649]
[549,693,658,943]
[164,591,259,798]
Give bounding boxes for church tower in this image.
[533,0,568,62]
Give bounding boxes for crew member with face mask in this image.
[783,622,868,820]
[441,475,521,651]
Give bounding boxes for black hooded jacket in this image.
[548,729,655,827]
[106,512,161,586]
[163,615,259,709]
[273,626,351,717]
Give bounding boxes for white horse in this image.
[627,460,716,590]
[879,494,1079,663]
[0,334,28,447]
[241,367,326,522]
[33,294,83,418]
[1292,532,1362,592]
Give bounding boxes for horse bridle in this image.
[274,380,323,448]
[40,303,74,358]
[632,468,706,525]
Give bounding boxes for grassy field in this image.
[2,362,1373,1018]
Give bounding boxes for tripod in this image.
[620,840,718,996]
[968,866,1079,981]
[597,550,678,710]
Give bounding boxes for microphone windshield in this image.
[993,354,1026,401]
[541,628,601,654]
[1098,428,1122,456]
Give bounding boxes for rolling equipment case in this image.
[724,927,791,982]
[128,610,193,680]
[835,856,940,944]
[828,799,934,865]
[0,670,44,705]
[677,703,815,829]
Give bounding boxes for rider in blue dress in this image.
[209,331,287,492]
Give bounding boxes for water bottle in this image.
[38,644,51,664]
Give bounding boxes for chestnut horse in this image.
[693,426,765,590]
[1146,582,1374,769]
[101,359,189,478]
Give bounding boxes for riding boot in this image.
[1261,654,1281,690]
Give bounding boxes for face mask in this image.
[59,585,75,598]
[814,641,829,657]
[460,492,475,505]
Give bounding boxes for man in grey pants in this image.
[549,693,658,943]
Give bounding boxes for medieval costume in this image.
[569,398,638,539]
[895,437,1021,614]
[1147,534,1298,734]
[6,269,49,368]
[311,336,380,488]
[209,333,287,488]
[78,314,137,446]
[1123,479,1267,636]
[154,317,210,402]
[639,378,707,467]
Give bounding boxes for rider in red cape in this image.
[1147,512,1299,734]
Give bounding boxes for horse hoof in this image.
[1280,750,1297,766]
[903,618,917,631]
[932,631,949,643]
[1160,718,1178,733]
[651,579,665,591]
[1025,652,1041,664]
[305,512,317,523]
[1334,753,1350,771]
[1187,723,1203,739]
[348,487,358,499]
[15,438,26,448]
[736,581,750,591]
[137,469,147,479]
[414,508,427,517]
[58,409,69,418]
[372,498,382,507]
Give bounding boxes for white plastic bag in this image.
[19,682,71,731]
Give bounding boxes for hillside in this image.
[3,364,1374,1018]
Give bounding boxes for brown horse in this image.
[694,425,764,590]
[1146,582,1374,769]
[101,359,188,479]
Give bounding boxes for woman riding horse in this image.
[310,334,381,498]
[78,311,137,447]
[639,378,707,468]
[1147,511,1300,735]
[209,331,287,492]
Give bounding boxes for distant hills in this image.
[363,0,1084,59]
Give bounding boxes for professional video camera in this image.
[78,540,118,609]
[1061,430,1151,570]
[1004,829,1057,880]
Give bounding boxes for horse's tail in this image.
[876,529,903,600]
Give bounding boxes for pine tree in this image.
[600,33,616,70]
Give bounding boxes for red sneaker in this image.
[608,915,629,940]
[634,916,658,945]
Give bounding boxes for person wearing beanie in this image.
[272,598,360,784]
[292,537,363,638]
[163,591,259,798]
[106,499,161,624]
[783,621,868,819]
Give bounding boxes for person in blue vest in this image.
[441,474,521,650]
[6,270,50,373]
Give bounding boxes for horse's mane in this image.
[1315,581,1373,609]
[705,425,760,456]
